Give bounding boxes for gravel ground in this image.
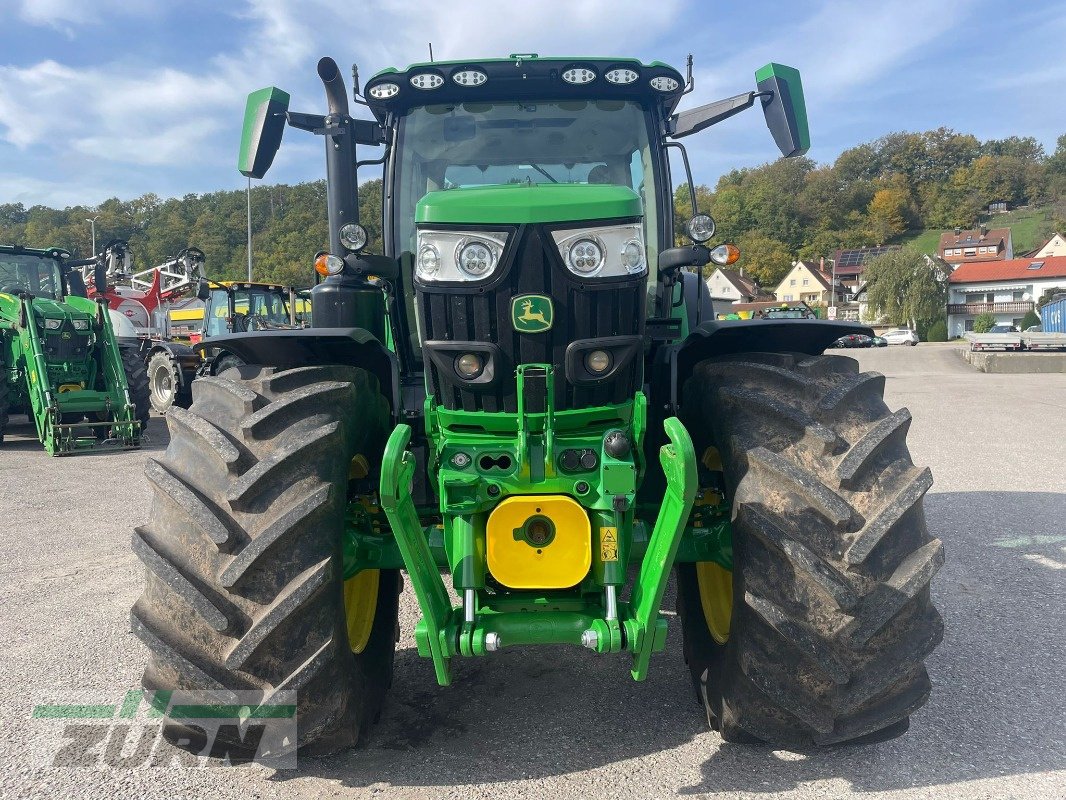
[0,343,1063,799]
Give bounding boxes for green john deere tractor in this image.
[0,245,150,454]
[132,55,943,752]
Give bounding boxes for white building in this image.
[1032,233,1066,259]
[947,255,1066,337]
[705,267,763,303]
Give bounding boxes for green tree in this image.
[972,312,997,333]
[864,250,946,330]
[1020,309,1041,330]
[731,232,793,287]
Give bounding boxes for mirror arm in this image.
[286,111,326,133]
[669,91,756,139]
[664,141,698,220]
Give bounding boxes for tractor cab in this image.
[198,280,301,339]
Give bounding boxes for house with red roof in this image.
[947,255,1066,337]
[939,226,1012,267]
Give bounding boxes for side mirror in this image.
[196,278,211,301]
[94,262,108,294]
[66,268,87,298]
[238,86,291,179]
[756,63,810,158]
[658,246,711,272]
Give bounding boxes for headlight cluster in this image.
[551,223,646,279]
[415,230,508,282]
[72,319,89,330]
[43,318,62,330]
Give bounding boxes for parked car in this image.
[881,328,919,346]
[871,336,888,347]
[830,333,874,348]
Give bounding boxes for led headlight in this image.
[452,69,488,86]
[552,223,647,279]
[368,82,399,99]
[605,67,639,85]
[650,75,680,92]
[415,230,508,282]
[71,319,89,330]
[621,240,644,273]
[457,239,495,278]
[340,223,368,252]
[417,243,441,277]
[410,73,444,90]
[687,213,716,243]
[561,67,596,85]
[44,318,62,330]
[567,239,604,275]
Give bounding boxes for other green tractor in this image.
[132,55,943,752]
[1,245,150,454]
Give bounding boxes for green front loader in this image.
[0,245,150,454]
[133,55,943,753]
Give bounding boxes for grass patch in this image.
[893,205,1054,256]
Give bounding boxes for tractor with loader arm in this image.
[132,54,943,753]
[0,244,149,454]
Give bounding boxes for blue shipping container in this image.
[1042,296,1066,333]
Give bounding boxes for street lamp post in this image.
[246,177,253,282]
[85,216,98,255]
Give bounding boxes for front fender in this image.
[673,318,872,405]
[195,327,399,416]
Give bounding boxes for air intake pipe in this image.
[311,57,385,339]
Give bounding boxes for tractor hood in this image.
[27,296,95,325]
[415,183,642,226]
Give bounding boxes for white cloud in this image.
[13,0,161,34]
[0,0,687,204]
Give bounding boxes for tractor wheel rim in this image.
[343,568,380,654]
[151,365,173,404]
[695,561,733,645]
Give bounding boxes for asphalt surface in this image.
[1,343,1064,799]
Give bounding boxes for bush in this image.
[973,312,998,333]
[926,318,948,342]
[1020,309,1041,330]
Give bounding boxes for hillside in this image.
[896,205,1057,256]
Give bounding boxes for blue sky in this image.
[0,0,1063,207]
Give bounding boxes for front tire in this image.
[131,364,398,752]
[147,351,185,414]
[679,352,944,747]
[121,347,151,432]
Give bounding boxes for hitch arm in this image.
[379,424,454,685]
[627,416,698,680]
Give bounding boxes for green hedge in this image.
[926,319,948,342]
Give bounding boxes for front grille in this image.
[44,326,88,361]
[417,223,646,412]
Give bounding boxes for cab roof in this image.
[364,54,687,122]
[0,244,71,259]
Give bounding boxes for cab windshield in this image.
[393,99,662,358]
[0,253,63,299]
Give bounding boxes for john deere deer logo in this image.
[511,294,553,333]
